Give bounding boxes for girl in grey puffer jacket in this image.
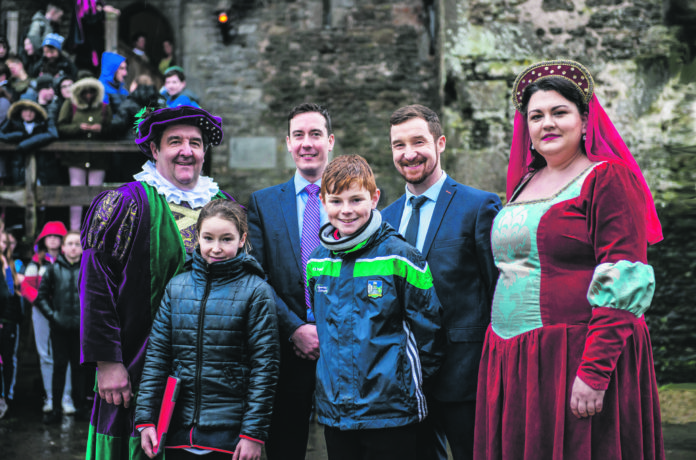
[136,200,280,460]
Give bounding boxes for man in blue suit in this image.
[247,103,334,460]
[382,104,501,460]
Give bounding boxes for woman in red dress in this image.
[474,60,665,460]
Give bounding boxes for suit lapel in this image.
[279,178,303,273]
[383,195,407,228]
[421,178,457,259]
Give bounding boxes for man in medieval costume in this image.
[79,105,230,460]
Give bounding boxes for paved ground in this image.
[1,331,693,459]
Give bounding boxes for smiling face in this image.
[321,182,380,237]
[287,111,334,182]
[151,124,205,190]
[390,117,445,195]
[60,79,73,99]
[38,86,55,104]
[526,90,587,165]
[198,216,246,264]
[164,74,186,97]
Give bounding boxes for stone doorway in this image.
[117,2,175,87]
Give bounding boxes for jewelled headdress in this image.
[512,59,594,113]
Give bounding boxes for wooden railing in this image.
[0,140,138,237]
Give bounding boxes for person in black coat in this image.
[0,99,59,185]
[136,200,280,460]
[36,231,86,423]
[29,33,77,80]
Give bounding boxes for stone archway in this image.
[117,2,175,86]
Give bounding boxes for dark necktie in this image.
[301,184,321,322]
[404,195,428,247]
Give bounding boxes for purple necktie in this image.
[301,184,321,322]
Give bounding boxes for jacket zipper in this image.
[192,275,212,425]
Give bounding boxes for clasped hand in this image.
[97,361,133,408]
[291,324,320,360]
[570,376,605,419]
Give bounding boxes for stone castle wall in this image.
[2,1,693,201]
[442,0,696,197]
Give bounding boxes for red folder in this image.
[154,375,181,455]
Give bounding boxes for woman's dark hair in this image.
[520,77,589,171]
[196,200,250,253]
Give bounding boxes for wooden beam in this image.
[0,187,26,207]
[0,141,136,239]
[24,151,37,238]
[0,140,136,153]
[36,186,116,206]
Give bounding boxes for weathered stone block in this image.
[459,81,510,121]
[542,0,574,12]
[228,137,277,169]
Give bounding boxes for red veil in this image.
[507,95,663,245]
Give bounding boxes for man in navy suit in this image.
[247,103,334,460]
[382,105,501,460]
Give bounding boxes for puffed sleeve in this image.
[577,162,656,391]
[79,188,141,366]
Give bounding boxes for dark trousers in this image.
[51,326,84,413]
[0,321,19,400]
[324,423,426,460]
[421,399,477,460]
[265,342,316,460]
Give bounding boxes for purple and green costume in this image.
[80,181,230,459]
[79,105,227,460]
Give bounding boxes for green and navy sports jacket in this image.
[307,221,444,430]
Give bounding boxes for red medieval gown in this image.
[474,161,665,460]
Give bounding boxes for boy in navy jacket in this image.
[307,154,444,460]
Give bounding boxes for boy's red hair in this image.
[321,154,377,198]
